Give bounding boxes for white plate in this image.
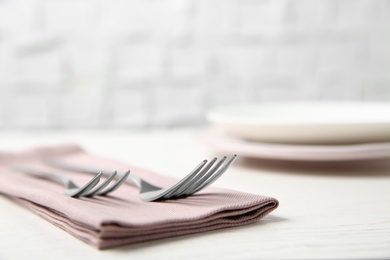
[201,131,390,161]
[207,101,390,144]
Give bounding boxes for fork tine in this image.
[188,154,237,195]
[71,172,103,198]
[175,156,228,198]
[165,157,221,199]
[83,171,117,196]
[141,160,207,201]
[97,170,130,195]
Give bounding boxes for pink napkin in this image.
[0,145,279,249]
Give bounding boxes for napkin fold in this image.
[0,145,278,249]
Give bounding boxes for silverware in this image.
[13,164,130,198]
[45,155,237,201]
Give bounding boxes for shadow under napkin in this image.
[0,145,278,249]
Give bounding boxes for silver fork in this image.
[45,155,237,201]
[13,164,130,198]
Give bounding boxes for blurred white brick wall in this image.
[0,0,389,129]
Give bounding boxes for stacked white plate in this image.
[204,101,390,161]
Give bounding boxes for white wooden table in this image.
[1,128,389,259]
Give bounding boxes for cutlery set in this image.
[1,145,278,250]
[13,155,237,201]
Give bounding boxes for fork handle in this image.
[13,164,71,186]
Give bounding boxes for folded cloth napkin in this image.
[0,145,279,249]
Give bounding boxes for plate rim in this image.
[201,130,390,161]
[207,101,390,126]
[206,101,390,144]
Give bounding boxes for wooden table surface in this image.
[1,128,389,260]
